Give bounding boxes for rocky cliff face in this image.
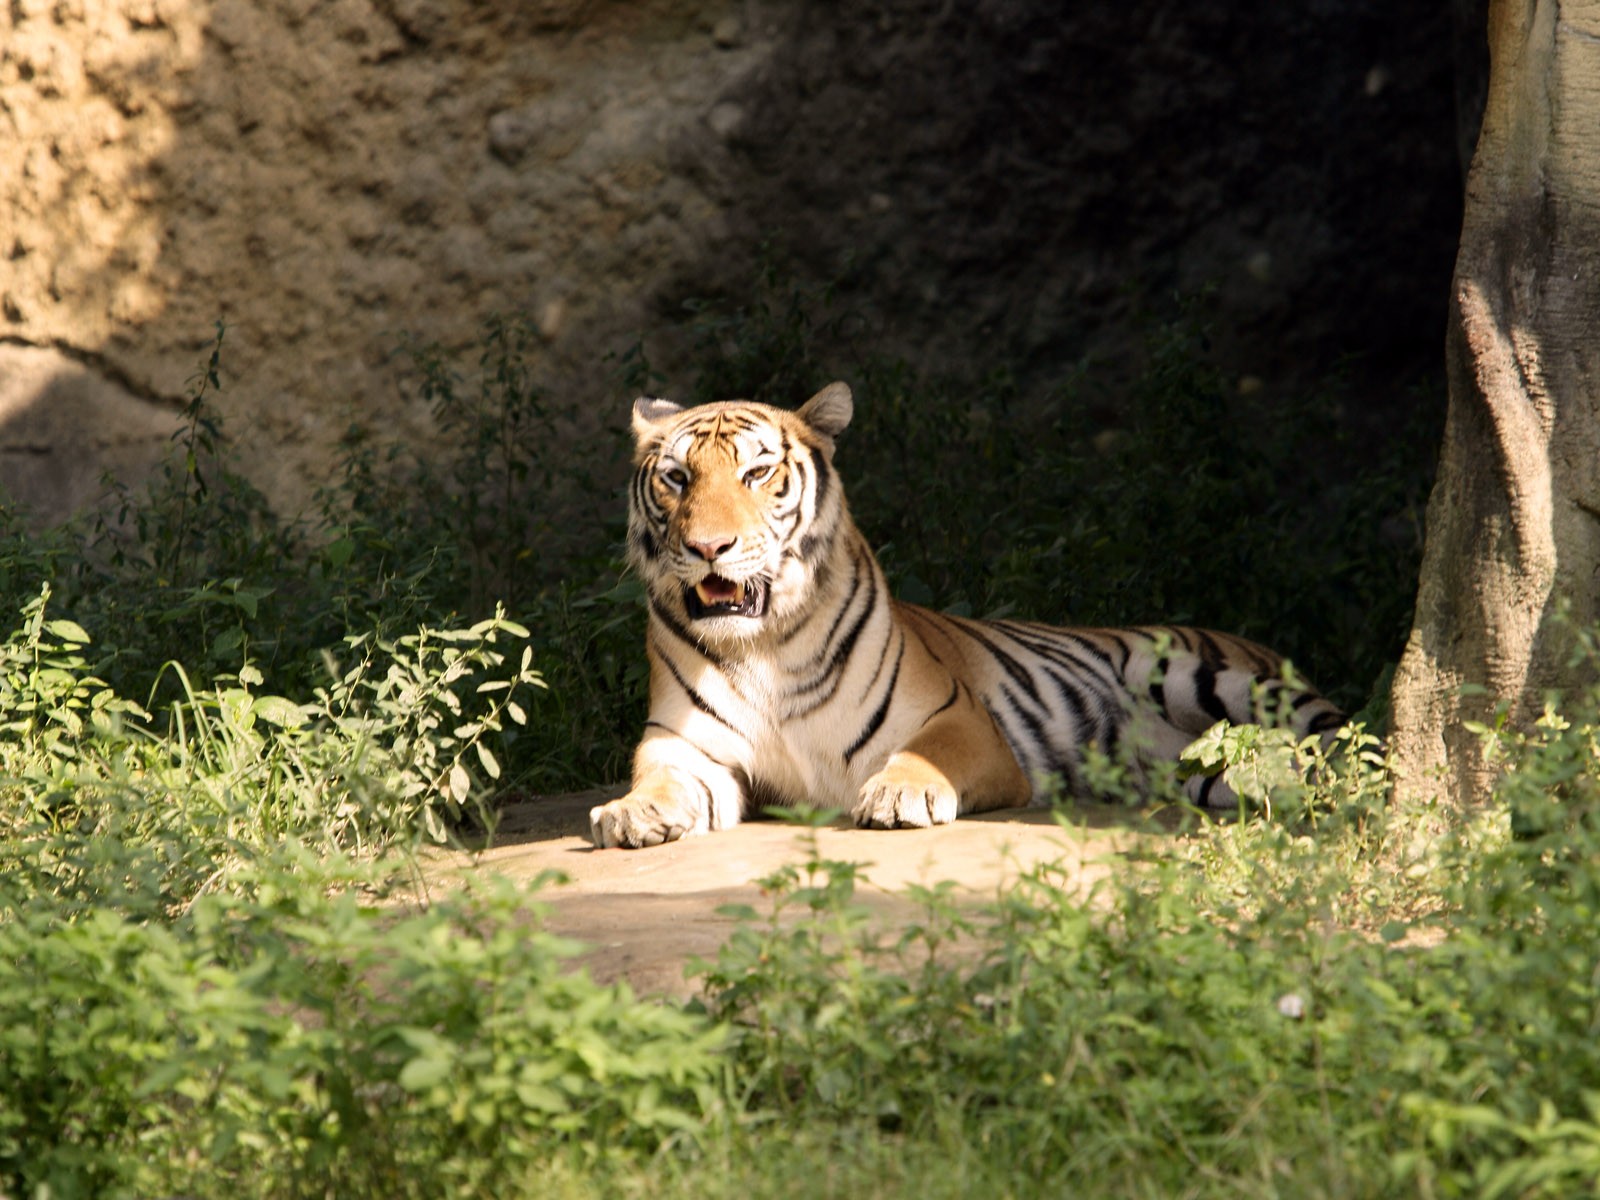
[0,0,1460,520]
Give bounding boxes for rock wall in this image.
[0,0,1462,521]
[1,0,775,516]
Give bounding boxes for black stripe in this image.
[810,446,831,508]
[1039,664,1098,748]
[657,646,741,735]
[855,625,903,706]
[794,479,839,560]
[1107,633,1134,675]
[923,680,960,724]
[947,618,1046,710]
[798,525,831,563]
[1192,662,1232,723]
[999,678,1077,792]
[643,721,745,775]
[996,681,1051,777]
[844,638,904,765]
[990,624,1124,719]
[1158,625,1198,655]
[993,622,1116,674]
[649,595,725,667]
[1205,631,1275,678]
[1149,656,1169,709]
[1048,627,1122,673]
[790,609,883,717]
[1308,710,1344,734]
[774,548,850,648]
[791,545,867,664]
[1195,629,1228,669]
[790,555,878,700]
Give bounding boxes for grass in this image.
[6,288,1598,1197]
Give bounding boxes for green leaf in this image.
[45,618,92,645]
[475,741,501,779]
[252,696,307,729]
[398,1054,454,1093]
[324,535,356,569]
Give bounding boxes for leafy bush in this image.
[0,871,725,1200]
[0,587,543,920]
[9,281,1574,1200]
[680,711,1600,1199]
[1,318,645,797]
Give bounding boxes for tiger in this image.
[588,381,1346,849]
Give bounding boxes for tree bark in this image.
[1390,0,1600,807]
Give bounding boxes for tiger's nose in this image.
[686,535,737,561]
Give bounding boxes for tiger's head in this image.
[627,382,854,643]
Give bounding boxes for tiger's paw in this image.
[589,786,707,849]
[852,757,960,829]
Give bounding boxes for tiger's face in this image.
[628,384,853,642]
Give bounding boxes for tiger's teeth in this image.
[693,578,747,608]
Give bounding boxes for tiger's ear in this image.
[796,382,853,441]
[632,396,683,442]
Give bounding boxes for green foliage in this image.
[0,588,544,923]
[676,712,1600,1200]
[322,312,648,789]
[0,871,725,1200]
[1179,716,1390,823]
[1,316,644,797]
[7,280,1591,1200]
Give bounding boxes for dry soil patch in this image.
[423,788,1173,999]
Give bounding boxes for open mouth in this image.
[685,574,768,619]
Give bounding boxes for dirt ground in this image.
[423,788,1176,999]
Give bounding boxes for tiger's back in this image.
[589,382,1344,849]
[888,607,1343,810]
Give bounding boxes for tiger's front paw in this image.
[852,757,960,829]
[589,784,708,849]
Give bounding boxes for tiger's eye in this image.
[743,464,774,487]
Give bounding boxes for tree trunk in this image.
[1390,0,1600,807]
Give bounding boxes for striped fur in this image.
[589,383,1345,849]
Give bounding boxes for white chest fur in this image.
[656,599,902,815]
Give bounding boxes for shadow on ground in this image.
[422,788,1185,999]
